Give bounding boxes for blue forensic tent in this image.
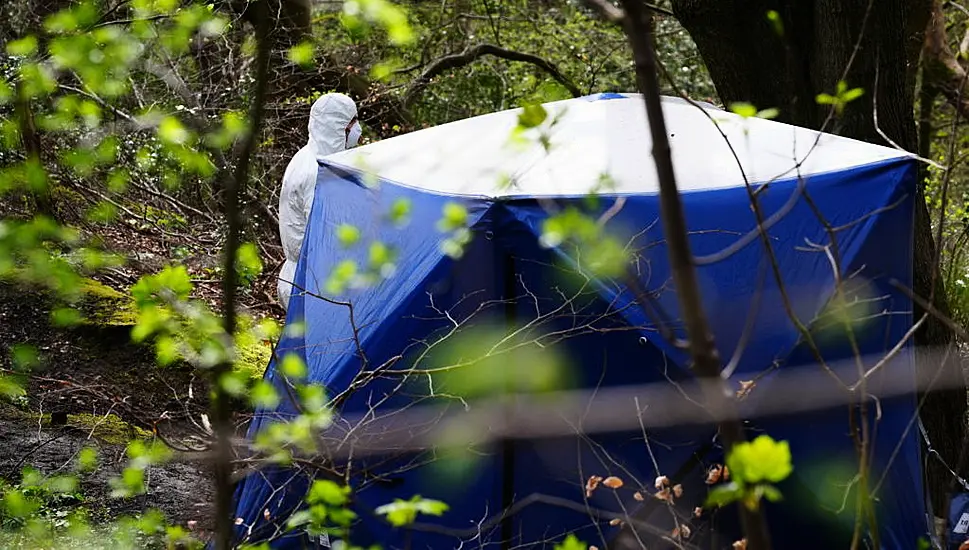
[231,93,928,549]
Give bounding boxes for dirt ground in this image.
[0,281,222,542]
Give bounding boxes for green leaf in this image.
[280,353,307,379]
[765,10,784,36]
[518,103,548,129]
[554,534,588,550]
[51,307,82,327]
[45,474,78,494]
[336,224,361,247]
[3,489,34,518]
[729,102,758,118]
[156,264,194,299]
[757,107,780,120]
[704,482,743,508]
[437,202,468,232]
[219,371,247,397]
[815,93,836,106]
[286,509,313,529]
[307,480,349,506]
[250,380,280,409]
[6,36,38,57]
[388,198,411,226]
[759,484,783,502]
[11,344,39,371]
[111,466,145,497]
[287,42,316,67]
[155,335,179,365]
[158,116,190,145]
[369,241,392,267]
[78,447,98,473]
[107,169,129,193]
[440,238,464,259]
[371,61,397,81]
[841,87,864,103]
[375,495,448,527]
[0,375,25,400]
[325,259,358,294]
[726,434,793,484]
[298,384,327,413]
[237,242,263,280]
[87,201,119,224]
[352,0,414,45]
[0,80,12,104]
[730,102,779,121]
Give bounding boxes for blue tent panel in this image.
[230,124,924,548]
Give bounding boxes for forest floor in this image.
[0,193,286,546]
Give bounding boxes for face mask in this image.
[346,121,362,149]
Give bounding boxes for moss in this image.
[0,409,152,445]
[0,401,31,421]
[0,271,137,327]
[76,278,138,327]
[234,329,273,380]
[142,204,187,228]
[65,413,152,444]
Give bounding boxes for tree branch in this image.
[924,0,969,118]
[402,43,583,109]
[212,0,273,548]
[614,0,772,548]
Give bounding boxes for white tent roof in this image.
[324,93,911,198]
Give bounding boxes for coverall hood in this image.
[308,93,359,158]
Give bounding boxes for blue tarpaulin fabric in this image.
[229,94,926,549]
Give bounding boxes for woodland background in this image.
[3,0,969,548]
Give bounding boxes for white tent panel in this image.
[324,93,911,198]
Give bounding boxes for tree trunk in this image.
[671,0,964,516]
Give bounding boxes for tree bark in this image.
[671,0,964,516]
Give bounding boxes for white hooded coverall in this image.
[277,93,362,310]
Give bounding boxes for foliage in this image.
[374,495,448,527]
[705,435,792,512]
[554,533,588,550]
[815,80,865,116]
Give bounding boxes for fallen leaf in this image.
[673,484,683,498]
[610,518,622,526]
[654,475,669,489]
[585,475,603,497]
[694,507,703,518]
[733,539,748,550]
[633,491,644,501]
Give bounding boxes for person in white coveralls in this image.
[277,92,363,311]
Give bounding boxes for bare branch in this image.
[403,43,583,108]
